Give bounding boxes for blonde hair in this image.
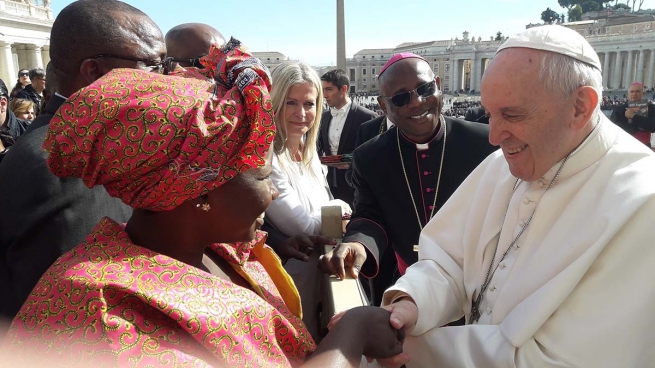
[270,61,323,170]
[8,98,35,117]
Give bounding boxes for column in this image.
[602,52,610,89]
[647,50,655,88]
[27,45,43,69]
[336,0,346,71]
[624,50,634,87]
[613,51,623,90]
[471,54,480,93]
[636,49,645,84]
[0,42,15,87]
[451,59,460,92]
[41,46,50,68]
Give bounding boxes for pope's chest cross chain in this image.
[469,153,571,324]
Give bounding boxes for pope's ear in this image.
[572,86,598,130]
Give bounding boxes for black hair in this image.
[50,0,151,72]
[0,78,8,98]
[320,69,350,90]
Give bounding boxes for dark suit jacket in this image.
[318,102,376,206]
[0,104,132,319]
[609,102,655,135]
[23,93,66,134]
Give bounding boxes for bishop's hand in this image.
[318,241,366,279]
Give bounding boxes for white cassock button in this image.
[518,220,525,227]
[499,262,506,269]
[486,307,492,314]
[537,180,545,187]
[490,285,496,291]
[523,197,530,204]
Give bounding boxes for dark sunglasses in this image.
[89,54,165,74]
[383,80,438,108]
[19,72,29,77]
[163,56,205,75]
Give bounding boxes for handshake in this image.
[323,298,418,368]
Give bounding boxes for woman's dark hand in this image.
[278,234,335,262]
[339,306,405,359]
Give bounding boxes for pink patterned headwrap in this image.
[44,38,275,211]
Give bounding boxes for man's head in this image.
[628,82,644,102]
[377,54,442,143]
[28,67,46,94]
[481,25,601,182]
[321,69,349,109]
[165,23,225,69]
[49,0,166,97]
[0,78,8,125]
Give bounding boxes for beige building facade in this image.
[0,0,53,86]
[346,13,655,94]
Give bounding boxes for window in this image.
[372,84,376,88]
[363,56,366,59]
[276,58,280,61]
[350,69,355,80]
[363,69,367,75]
[372,68,376,75]
[433,64,439,73]
[444,76,450,80]
[445,64,450,72]
[372,56,375,59]
[363,78,367,82]
[267,58,271,61]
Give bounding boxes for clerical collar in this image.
[398,115,446,150]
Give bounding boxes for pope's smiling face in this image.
[482,48,585,182]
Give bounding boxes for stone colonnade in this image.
[0,42,49,87]
[448,49,655,93]
[599,49,655,90]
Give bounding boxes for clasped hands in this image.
[328,298,418,367]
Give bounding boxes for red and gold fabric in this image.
[44,38,275,211]
[1,218,314,367]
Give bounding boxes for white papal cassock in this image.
[383,116,655,367]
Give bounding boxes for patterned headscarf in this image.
[44,39,275,211]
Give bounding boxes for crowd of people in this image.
[0,1,654,367]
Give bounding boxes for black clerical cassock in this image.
[344,116,496,302]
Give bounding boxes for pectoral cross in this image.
[469,291,482,324]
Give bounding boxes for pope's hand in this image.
[318,241,366,279]
[382,297,419,332]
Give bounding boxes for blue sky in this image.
[52,0,655,65]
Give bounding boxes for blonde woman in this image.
[8,98,35,121]
[266,61,350,238]
[265,61,351,338]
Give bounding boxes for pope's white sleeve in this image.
[402,324,576,368]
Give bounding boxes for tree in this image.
[611,3,631,9]
[638,0,645,10]
[495,32,504,41]
[581,0,601,11]
[541,7,559,23]
[569,4,583,21]
[558,0,575,9]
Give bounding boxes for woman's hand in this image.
[278,234,335,262]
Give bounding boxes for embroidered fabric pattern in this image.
[3,218,314,367]
[44,39,275,211]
